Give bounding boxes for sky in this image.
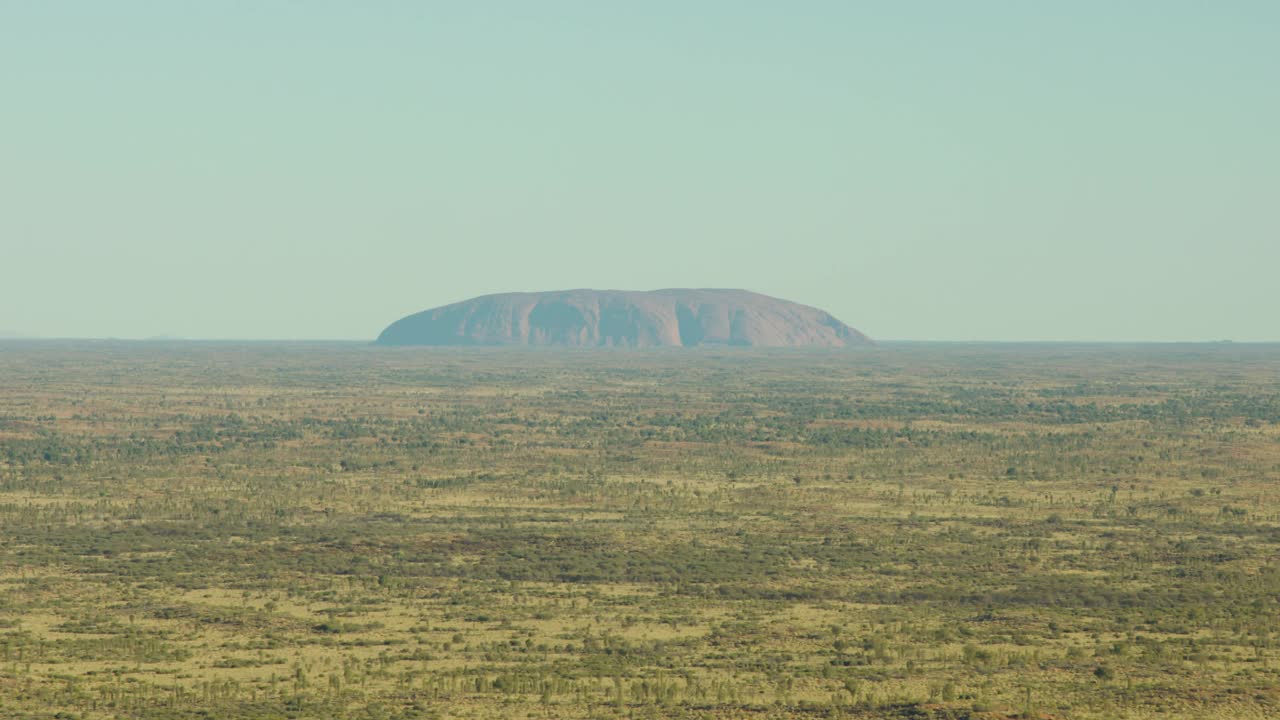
[2,2,1276,342]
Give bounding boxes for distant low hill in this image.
[376,289,871,348]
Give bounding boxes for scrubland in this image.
[1,341,1278,719]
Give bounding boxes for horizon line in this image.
[2,337,1276,346]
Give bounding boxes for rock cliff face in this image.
[376,289,870,348]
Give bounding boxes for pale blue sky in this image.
[2,2,1276,341]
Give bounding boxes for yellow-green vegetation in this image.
[1,341,1279,719]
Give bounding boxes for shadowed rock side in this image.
[376,289,871,348]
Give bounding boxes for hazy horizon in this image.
[3,333,1275,347]
[4,3,1276,342]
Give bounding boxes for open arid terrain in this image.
[1,341,1278,719]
